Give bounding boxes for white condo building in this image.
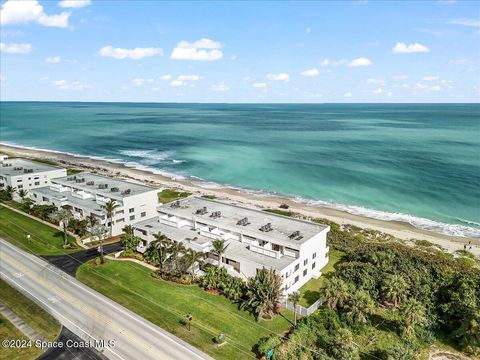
[0,157,67,193]
[134,197,330,294]
[29,173,159,236]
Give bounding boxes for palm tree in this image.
[400,298,427,337]
[211,239,229,267]
[332,328,359,360]
[346,290,375,324]
[18,189,28,200]
[321,277,349,310]
[288,291,301,326]
[245,268,283,321]
[101,199,119,238]
[4,185,16,200]
[152,232,171,271]
[185,248,204,277]
[86,213,98,228]
[168,241,186,274]
[91,224,108,264]
[122,224,134,236]
[51,207,73,245]
[381,274,409,307]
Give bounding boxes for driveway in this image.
[42,242,124,277]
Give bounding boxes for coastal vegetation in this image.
[255,218,480,359]
[157,189,192,204]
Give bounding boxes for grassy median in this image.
[0,205,78,256]
[77,260,294,360]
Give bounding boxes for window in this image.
[294,276,299,284]
[42,196,49,202]
[116,218,125,223]
[285,272,290,279]
[312,262,316,269]
[17,184,23,189]
[129,215,135,221]
[325,252,328,258]
[303,269,307,276]
[272,243,281,251]
[303,259,308,266]
[16,179,22,183]
[294,264,299,272]
[44,181,48,184]
[116,210,124,215]
[35,181,40,186]
[138,229,147,236]
[141,211,146,218]
[28,177,31,180]
[34,176,39,180]
[129,208,134,213]
[312,252,317,259]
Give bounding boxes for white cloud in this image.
[392,42,429,54]
[266,73,290,81]
[211,84,230,92]
[98,46,163,60]
[132,78,154,86]
[1,0,70,28]
[253,82,267,88]
[45,56,61,63]
[320,58,346,67]
[348,57,372,67]
[422,76,439,81]
[373,88,384,94]
[170,38,223,61]
[58,0,91,8]
[305,27,311,34]
[0,42,32,54]
[159,75,172,80]
[300,68,319,77]
[366,78,385,85]
[170,80,185,87]
[52,79,88,90]
[40,76,49,81]
[416,83,441,91]
[177,74,201,81]
[344,92,352,98]
[449,58,471,65]
[392,74,408,81]
[448,18,480,27]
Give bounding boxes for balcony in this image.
[249,241,282,259]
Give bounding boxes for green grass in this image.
[0,205,78,255]
[201,195,217,200]
[77,260,294,359]
[0,278,61,342]
[262,208,296,217]
[1,199,24,210]
[158,189,192,204]
[67,168,84,175]
[0,314,42,360]
[298,249,345,307]
[25,157,58,166]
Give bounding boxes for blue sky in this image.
[1,0,479,103]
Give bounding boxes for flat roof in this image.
[51,172,157,200]
[32,186,105,215]
[0,158,64,177]
[158,196,328,246]
[135,217,296,271]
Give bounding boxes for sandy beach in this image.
[1,143,479,256]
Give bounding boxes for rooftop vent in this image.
[288,230,303,241]
[110,187,119,192]
[170,200,181,208]
[237,217,250,226]
[98,183,109,189]
[122,189,131,195]
[75,177,85,183]
[24,168,34,173]
[86,181,94,186]
[210,211,221,218]
[259,222,273,232]
[67,176,74,181]
[14,167,23,171]
[195,206,208,215]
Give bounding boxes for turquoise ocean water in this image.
[0,102,479,238]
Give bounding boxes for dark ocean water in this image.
[1,102,479,238]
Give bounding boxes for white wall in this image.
[3,168,66,192]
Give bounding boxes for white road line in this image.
[0,239,210,360]
[0,271,127,360]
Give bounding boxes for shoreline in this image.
[1,143,479,256]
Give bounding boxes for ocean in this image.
[1,102,479,238]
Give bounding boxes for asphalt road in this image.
[0,239,214,360]
[42,242,124,277]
